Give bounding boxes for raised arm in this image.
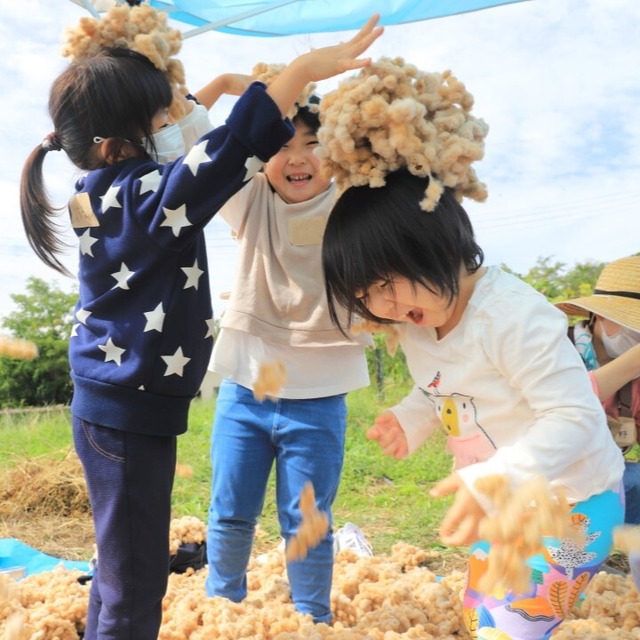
[194,73,253,110]
[266,14,382,117]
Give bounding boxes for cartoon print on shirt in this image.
[421,371,497,448]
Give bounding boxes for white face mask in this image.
[601,324,640,358]
[143,123,186,164]
[178,103,213,149]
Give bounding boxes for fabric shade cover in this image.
[72,0,529,38]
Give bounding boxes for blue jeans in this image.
[206,380,347,623]
[72,416,176,640]
[624,460,640,524]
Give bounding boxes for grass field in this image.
[0,382,464,566]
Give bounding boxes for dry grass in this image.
[0,454,469,573]
[0,451,93,561]
[0,451,89,518]
[0,514,94,561]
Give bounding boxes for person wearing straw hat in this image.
[556,255,640,525]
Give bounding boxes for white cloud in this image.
[1,0,639,321]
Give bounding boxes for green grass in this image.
[0,407,74,462]
[0,382,457,556]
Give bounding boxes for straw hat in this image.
[555,256,640,331]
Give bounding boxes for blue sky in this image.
[0,0,639,321]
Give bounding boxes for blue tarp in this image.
[147,0,529,37]
[0,538,90,578]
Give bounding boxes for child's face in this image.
[359,277,454,328]
[264,122,330,204]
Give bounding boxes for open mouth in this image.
[286,173,312,184]
[406,309,424,324]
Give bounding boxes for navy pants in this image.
[73,416,176,640]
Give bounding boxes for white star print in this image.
[181,259,204,290]
[161,346,191,377]
[76,309,92,325]
[205,317,216,339]
[244,155,263,182]
[161,204,192,237]
[79,229,99,256]
[100,185,122,211]
[184,140,211,176]
[138,169,162,195]
[111,262,135,290]
[70,323,80,337]
[143,302,165,333]
[98,337,126,366]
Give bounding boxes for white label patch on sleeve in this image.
[288,216,327,246]
[69,192,99,228]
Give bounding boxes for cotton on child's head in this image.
[293,95,321,133]
[264,96,330,204]
[49,47,172,170]
[322,169,484,329]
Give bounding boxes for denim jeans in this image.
[624,460,640,524]
[206,379,347,623]
[72,416,176,640]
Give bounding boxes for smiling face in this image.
[263,121,330,204]
[359,277,456,328]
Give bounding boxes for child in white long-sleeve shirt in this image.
[321,168,625,640]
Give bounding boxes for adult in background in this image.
[557,255,640,525]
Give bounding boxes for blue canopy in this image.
[73,1,529,38]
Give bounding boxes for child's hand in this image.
[366,410,408,459]
[292,14,383,82]
[267,14,383,117]
[431,473,485,546]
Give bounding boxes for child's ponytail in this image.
[20,138,72,276]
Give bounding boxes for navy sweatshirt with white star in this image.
[69,83,294,436]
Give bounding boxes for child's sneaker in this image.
[333,522,373,557]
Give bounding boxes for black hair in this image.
[49,47,172,169]
[20,47,173,275]
[322,169,484,331]
[293,95,321,133]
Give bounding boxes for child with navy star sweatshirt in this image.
[19,18,382,639]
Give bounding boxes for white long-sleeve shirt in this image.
[390,267,624,515]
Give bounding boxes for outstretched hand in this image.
[267,14,383,117]
[430,473,486,547]
[366,410,408,459]
[295,14,384,82]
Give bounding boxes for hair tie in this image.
[42,132,62,152]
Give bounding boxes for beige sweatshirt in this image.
[218,175,369,348]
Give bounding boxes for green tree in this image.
[0,277,76,407]
[506,256,604,303]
